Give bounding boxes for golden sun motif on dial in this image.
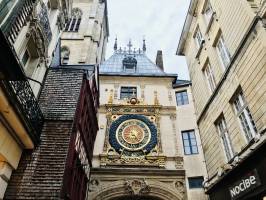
[116,119,151,151]
[122,125,144,144]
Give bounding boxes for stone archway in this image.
[90,179,185,200]
[111,195,163,200]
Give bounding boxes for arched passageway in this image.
[111,195,163,200]
[90,179,184,200]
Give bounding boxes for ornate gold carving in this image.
[124,179,150,195]
[100,154,166,168]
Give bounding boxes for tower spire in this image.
[143,38,146,52]
[114,36,118,51]
[127,39,132,53]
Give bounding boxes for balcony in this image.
[0,30,44,146]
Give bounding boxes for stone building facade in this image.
[88,41,207,200]
[0,0,71,197]
[0,0,108,199]
[177,0,266,199]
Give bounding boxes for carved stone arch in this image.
[26,22,48,60]
[90,180,184,200]
[32,23,48,58]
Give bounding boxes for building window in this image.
[22,50,30,66]
[194,27,204,48]
[176,91,189,106]
[182,130,198,155]
[120,86,137,99]
[61,46,70,65]
[188,177,204,189]
[216,34,231,68]
[233,90,257,142]
[65,8,82,32]
[216,116,234,161]
[204,1,214,23]
[204,61,216,92]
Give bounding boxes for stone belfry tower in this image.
[61,0,109,65]
[88,40,188,200]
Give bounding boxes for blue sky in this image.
[106,0,190,79]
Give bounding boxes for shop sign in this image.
[229,169,261,200]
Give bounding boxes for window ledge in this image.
[195,40,205,59]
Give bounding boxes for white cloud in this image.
[106,0,190,79]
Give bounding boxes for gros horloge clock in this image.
[109,115,157,156]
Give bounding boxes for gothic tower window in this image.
[65,8,82,32]
[61,46,70,65]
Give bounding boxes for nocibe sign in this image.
[229,169,261,200]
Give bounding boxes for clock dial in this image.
[122,125,144,144]
[109,114,157,154]
[116,119,151,151]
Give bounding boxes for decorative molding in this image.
[175,156,184,169]
[174,180,186,198]
[124,179,150,195]
[100,154,166,167]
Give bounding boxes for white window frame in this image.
[119,86,138,100]
[194,27,204,49]
[233,91,257,142]
[204,62,216,92]
[216,116,234,161]
[216,35,231,69]
[175,90,189,106]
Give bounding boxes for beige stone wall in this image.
[0,0,71,196]
[179,0,266,181]
[174,85,208,200]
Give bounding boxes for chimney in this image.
[156,50,164,71]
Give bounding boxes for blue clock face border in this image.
[109,114,157,154]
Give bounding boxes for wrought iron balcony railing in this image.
[0,29,44,145]
[1,79,44,145]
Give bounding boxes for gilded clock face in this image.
[116,119,151,151]
[109,114,157,155]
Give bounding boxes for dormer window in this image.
[122,56,137,72]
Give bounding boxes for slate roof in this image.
[5,68,86,199]
[100,48,177,77]
[172,78,191,88]
[5,121,73,199]
[39,68,85,120]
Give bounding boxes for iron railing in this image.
[1,79,44,145]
